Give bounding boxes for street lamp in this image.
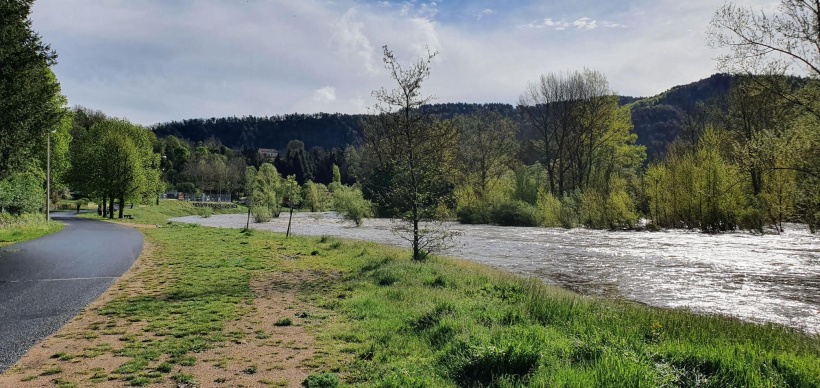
[46,128,56,222]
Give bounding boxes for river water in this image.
[171,213,820,334]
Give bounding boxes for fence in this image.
[161,192,232,203]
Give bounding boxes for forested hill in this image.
[150,74,736,158]
[629,73,733,159]
[150,113,367,152]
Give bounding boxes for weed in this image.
[301,373,339,388]
[156,362,173,373]
[172,373,197,385]
[41,367,63,376]
[274,317,293,327]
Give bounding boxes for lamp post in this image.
[46,128,56,222]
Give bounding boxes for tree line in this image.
[3,0,817,239]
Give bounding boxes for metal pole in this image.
[246,205,251,230]
[286,205,294,238]
[46,130,50,223]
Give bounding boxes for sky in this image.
[30,0,779,125]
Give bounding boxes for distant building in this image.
[258,148,279,159]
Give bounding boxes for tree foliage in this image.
[70,119,160,218]
[360,46,457,260]
[0,0,63,179]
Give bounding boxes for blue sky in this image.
[30,0,777,125]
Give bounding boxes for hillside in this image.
[151,74,737,159]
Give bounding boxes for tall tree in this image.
[70,119,159,218]
[519,69,625,196]
[360,46,457,261]
[455,112,519,200]
[0,0,64,179]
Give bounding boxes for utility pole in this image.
[46,129,51,223]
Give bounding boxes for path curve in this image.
[0,213,143,373]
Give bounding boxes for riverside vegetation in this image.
[7,204,818,387]
[0,213,63,247]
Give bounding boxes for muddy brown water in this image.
[172,212,820,334]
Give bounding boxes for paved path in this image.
[0,213,143,373]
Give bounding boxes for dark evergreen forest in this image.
[150,74,739,160]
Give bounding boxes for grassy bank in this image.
[4,220,818,387]
[0,214,64,247]
[79,200,246,225]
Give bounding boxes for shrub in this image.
[490,200,539,227]
[302,373,339,388]
[457,203,492,224]
[559,193,580,228]
[199,207,213,218]
[333,186,372,226]
[536,190,562,227]
[253,207,272,223]
[738,198,766,234]
[274,317,292,326]
[0,170,43,215]
[175,182,196,194]
[447,341,542,387]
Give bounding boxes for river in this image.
[171,212,820,334]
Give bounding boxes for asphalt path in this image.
[0,212,143,373]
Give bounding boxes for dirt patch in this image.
[0,241,322,387]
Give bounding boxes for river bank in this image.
[172,212,820,334]
[3,221,818,387]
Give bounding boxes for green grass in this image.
[72,206,819,387]
[79,199,246,225]
[0,214,64,247]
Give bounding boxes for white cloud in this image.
[331,8,379,74]
[475,8,495,21]
[27,0,774,125]
[314,86,337,102]
[521,17,624,31]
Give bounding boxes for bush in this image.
[0,170,43,215]
[559,193,580,228]
[199,207,213,218]
[175,182,196,194]
[738,199,765,234]
[536,190,562,227]
[333,186,372,226]
[253,207,272,223]
[302,373,339,388]
[490,200,539,227]
[457,203,492,224]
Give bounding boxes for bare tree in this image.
[360,46,457,261]
[518,69,617,196]
[708,0,820,116]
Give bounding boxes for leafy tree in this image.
[302,181,332,212]
[360,46,457,260]
[252,163,282,217]
[0,165,43,215]
[333,186,373,226]
[70,119,159,218]
[332,164,341,185]
[519,69,624,196]
[455,112,519,200]
[0,0,63,179]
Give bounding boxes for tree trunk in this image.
[119,195,125,219]
[109,198,114,219]
[99,196,104,216]
[413,218,420,261]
